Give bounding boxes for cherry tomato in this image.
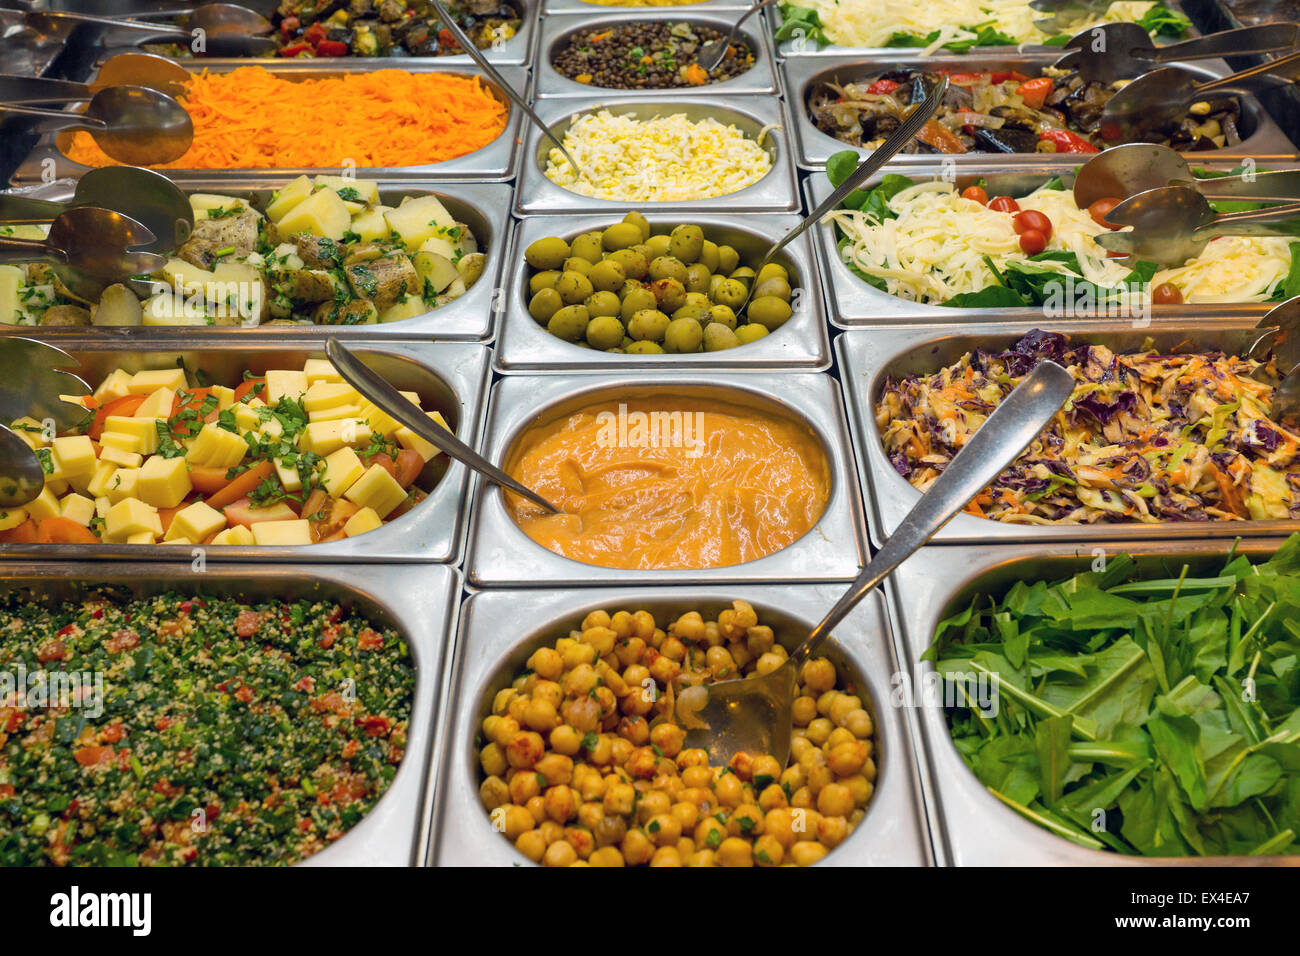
[960,185,989,205]
[1013,210,1053,241]
[988,196,1020,214]
[1087,197,1123,230]
[1018,229,1047,255]
[1151,282,1183,305]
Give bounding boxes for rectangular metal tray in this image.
[0,560,460,866]
[782,53,1297,170]
[0,179,509,341]
[805,164,1300,327]
[0,337,489,563]
[514,93,799,215]
[0,11,74,79]
[533,10,778,98]
[836,321,1300,548]
[428,584,933,865]
[889,537,1300,865]
[465,370,868,586]
[9,60,525,185]
[544,0,750,12]
[497,212,830,372]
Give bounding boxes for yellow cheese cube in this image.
[255,416,284,441]
[126,531,158,545]
[186,422,247,469]
[320,446,365,497]
[303,382,360,414]
[92,369,133,404]
[211,525,256,546]
[101,416,160,455]
[86,462,119,499]
[59,493,96,527]
[165,500,225,543]
[310,402,363,424]
[394,410,450,463]
[303,358,343,384]
[0,507,28,531]
[274,458,303,493]
[343,464,408,518]
[134,387,176,420]
[343,506,382,537]
[52,435,97,478]
[211,385,236,411]
[94,496,111,519]
[105,468,140,504]
[298,419,365,456]
[266,369,309,404]
[9,416,49,449]
[137,455,193,508]
[250,519,313,546]
[26,486,61,523]
[98,445,142,469]
[357,400,401,439]
[127,368,188,394]
[105,498,161,542]
[233,401,263,432]
[44,478,69,498]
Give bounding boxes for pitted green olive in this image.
[525,236,570,270]
[547,305,589,341]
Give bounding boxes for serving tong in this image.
[1054,21,1300,83]
[0,3,276,57]
[0,338,90,508]
[1074,143,1300,209]
[1250,297,1300,427]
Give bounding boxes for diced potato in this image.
[349,206,393,243]
[274,458,303,493]
[344,463,408,518]
[268,242,305,272]
[134,387,176,420]
[266,369,309,404]
[303,359,343,384]
[104,468,140,504]
[137,456,192,509]
[385,195,454,250]
[126,531,158,545]
[187,422,247,469]
[0,507,27,531]
[0,265,25,325]
[188,193,254,218]
[26,485,62,523]
[395,410,450,462]
[418,235,458,260]
[205,260,267,324]
[265,175,314,222]
[321,446,365,498]
[59,493,96,527]
[52,435,97,478]
[161,257,212,296]
[128,369,189,394]
[86,462,119,499]
[313,175,380,206]
[276,188,351,242]
[413,250,459,295]
[104,498,161,542]
[94,496,111,519]
[254,416,284,441]
[92,283,144,327]
[379,297,428,324]
[299,419,366,456]
[101,417,160,456]
[93,369,133,404]
[165,500,226,543]
[45,479,69,498]
[250,519,313,546]
[343,506,382,537]
[142,294,209,327]
[357,400,402,439]
[211,384,236,410]
[211,524,255,546]
[233,402,263,432]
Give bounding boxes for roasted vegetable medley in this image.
[551,21,756,89]
[477,602,878,866]
[877,330,1300,524]
[0,592,412,866]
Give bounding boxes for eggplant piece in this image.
[972,126,1039,153]
[327,26,355,43]
[867,114,901,143]
[942,83,974,111]
[908,72,940,106]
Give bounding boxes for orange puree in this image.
[505,397,831,570]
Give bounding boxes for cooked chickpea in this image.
[650,721,685,758]
[755,651,785,675]
[790,840,828,866]
[792,695,818,726]
[550,724,582,756]
[845,708,873,738]
[515,829,547,862]
[716,837,754,867]
[817,782,854,818]
[480,742,507,777]
[621,828,655,865]
[827,740,869,777]
[588,845,625,867]
[479,775,509,810]
[805,718,834,746]
[543,839,578,867]
[646,813,683,846]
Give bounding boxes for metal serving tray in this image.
[0,560,459,866]
[782,53,1296,169]
[544,0,750,13]
[805,163,1300,327]
[497,212,829,372]
[9,60,524,185]
[0,338,489,563]
[0,12,74,79]
[767,0,1200,58]
[837,321,1300,548]
[429,584,932,865]
[515,93,799,215]
[0,179,509,342]
[889,537,1299,865]
[466,371,867,587]
[534,10,778,98]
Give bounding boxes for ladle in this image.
[0,85,192,165]
[1073,143,1300,209]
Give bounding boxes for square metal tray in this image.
[465,370,868,586]
[496,212,830,372]
[428,584,933,866]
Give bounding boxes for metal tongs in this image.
[1252,296,1300,426]
[1074,143,1300,209]
[1054,21,1300,84]
[0,339,90,508]
[0,3,276,57]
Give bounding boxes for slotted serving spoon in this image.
[697,0,778,73]
[1074,143,1300,210]
[1253,296,1300,426]
[0,3,276,57]
[325,339,563,515]
[0,85,192,165]
[674,360,1076,767]
[1054,21,1299,84]
[1093,185,1300,264]
[0,338,91,508]
[0,165,193,254]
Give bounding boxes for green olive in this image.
[684,263,713,295]
[620,279,647,298]
[649,278,686,313]
[644,234,672,259]
[620,287,658,320]
[626,340,665,355]
[648,256,688,284]
[729,266,756,288]
[756,263,789,284]
[608,248,649,280]
[708,304,737,329]
[623,211,651,242]
[562,256,592,276]
[752,277,792,302]
[570,232,605,263]
[671,304,711,324]
[663,316,704,353]
[735,323,769,345]
[547,305,589,342]
[525,236,570,271]
[699,240,720,273]
[713,278,748,308]
[585,290,622,318]
[683,292,712,309]
[708,274,727,300]
[628,308,670,342]
[588,259,627,293]
[529,288,563,323]
[621,336,635,349]
[703,322,740,351]
[716,244,740,274]
[602,222,643,252]
[668,224,705,264]
[586,314,626,350]
[555,271,595,304]
[529,270,562,295]
[747,295,793,331]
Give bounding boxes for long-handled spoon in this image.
[697,0,778,73]
[0,85,192,165]
[1054,21,1300,84]
[0,53,191,104]
[0,4,276,57]
[1073,143,1300,210]
[0,338,90,508]
[674,360,1076,767]
[428,0,591,182]
[0,207,165,301]
[325,339,563,515]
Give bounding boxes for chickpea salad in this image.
[478,602,878,867]
[877,330,1300,524]
[0,592,413,866]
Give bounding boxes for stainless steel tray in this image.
[465,371,867,586]
[496,212,829,372]
[805,164,1300,327]
[9,60,524,185]
[889,537,1300,865]
[837,321,1300,547]
[0,338,489,563]
[515,93,799,214]
[0,560,459,867]
[534,10,778,98]
[782,53,1297,169]
[0,12,74,78]
[544,0,750,12]
[0,179,508,342]
[428,584,932,866]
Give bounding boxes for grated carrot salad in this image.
[63,67,509,170]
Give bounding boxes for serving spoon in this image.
[0,207,165,301]
[1251,296,1300,427]
[325,339,563,515]
[0,339,91,508]
[674,360,1076,767]
[1073,143,1300,210]
[697,0,778,73]
[1053,21,1299,84]
[1093,186,1300,264]
[0,4,276,57]
[0,85,192,165]
[0,53,191,104]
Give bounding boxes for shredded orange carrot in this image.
[63,67,509,170]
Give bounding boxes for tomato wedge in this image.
[223,497,298,528]
[36,517,100,544]
[88,395,146,441]
[188,466,230,496]
[393,449,425,489]
[169,387,220,438]
[0,519,39,543]
[233,377,266,404]
[309,498,359,542]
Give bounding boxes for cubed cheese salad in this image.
[0,177,485,328]
[0,360,449,546]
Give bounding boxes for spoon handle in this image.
[726,0,780,43]
[0,236,58,266]
[1157,23,1300,62]
[324,340,563,516]
[0,102,105,132]
[1186,169,1300,201]
[0,195,64,225]
[787,360,1075,669]
[2,9,189,38]
[1198,48,1300,97]
[1210,200,1300,232]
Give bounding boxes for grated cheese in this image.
[544,110,773,203]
